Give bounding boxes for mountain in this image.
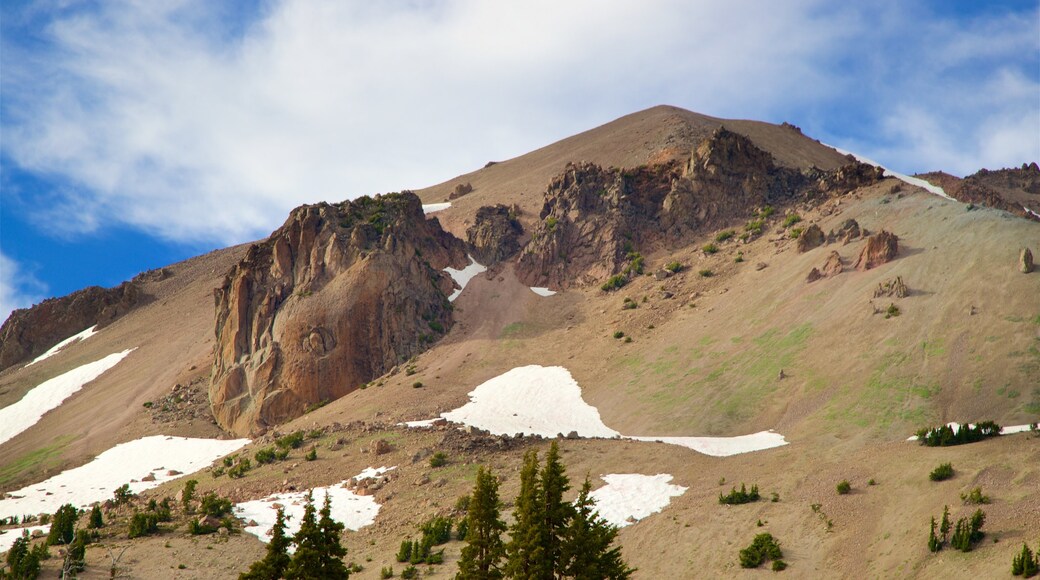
[1,105,1038,579]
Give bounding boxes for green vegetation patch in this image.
[0,434,74,487]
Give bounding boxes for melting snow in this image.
[235,467,395,547]
[443,255,487,302]
[422,203,451,214]
[590,474,687,528]
[0,349,135,446]
[0,436,249,520]
[827,145,953,201]
[415,365,788,456]
[24,326,99,367]
[530,287,557,297]
[1025,207,1040,220]
[0,525,50,554]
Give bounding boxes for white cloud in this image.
[1,0,1036,247]
[0,252,48,324]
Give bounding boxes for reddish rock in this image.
[854,230,899,271]
[806,251,843,283]
[873,276,909,298]
[796,224,825,252]
[466,205,524,264]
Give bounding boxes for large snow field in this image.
[0,525,50,554]
[827,145,953,201]
[589,474,688,528]
[530,287,557,297]
[24,326,99,367]
[0,349,135,446]
[443,255,487,302]
[235,467,395,547]
[422,202,451,214]
[0,436,249,520]
[414,365,789,456]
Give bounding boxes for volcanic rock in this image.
[465,204,524,264]
[806,251,843,283]
[873,276,909,298]
[210,192,467,436]
[827,219,861,244]
[796,224,825,252]
[1021,248,1034,273]
[854,230,899,271]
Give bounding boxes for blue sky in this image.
[2,0,1038,321]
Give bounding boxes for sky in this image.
[1,0,1038,322]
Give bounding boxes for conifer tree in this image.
[240,507,291,580]
[47,504,78,546]
[505,450,547,578]
[939,505,951,545]
[927,517,941,552]
[456,467,506,580]
[63,529,89,578]
[88,504,104,529]
[316,492,349,578]
[285,492,324,579]
[561,477,635,580]
[5,532,41,579]
[539,441,573,576]
[1012,542,1038,576]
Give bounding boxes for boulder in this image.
[873,276,909,298]
[796,224,825,252]
[829,219,861,245]
[1021,248,1034,273]
[372,439,393,455]
[820,251,843,277]
[805,268,823,283]
[854,230,899,271]
[449,182,473,200]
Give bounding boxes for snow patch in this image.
[402,418,439,428]
[590,474,687,527]
[530,287,557,297]
[1025,206,1040,220]
[412,365,788,456]
[828,145,953,200]
[441,366,621,438]
[235,467,395,548]
[422,202,451,214]
[0,349,135,446]
[443,255,487,302]
[0,525,50,554]
[24,326,99,367]
[627,432,788,457]
[0,436,249,520]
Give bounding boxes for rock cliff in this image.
[210,192,466,436]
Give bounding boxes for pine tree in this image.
[316,492,349,578]
[1012,542,1037,576]
[240,507,291,580]
[63,529,89,578]
[88,504,104,529]
[939,505,951,545]
[6,532,42,579]
[505,450,547,578]
[47,504,78,546]
[561,477,635,580]
[927,517,941,552]
[539,441,573,576]
[456,467,506,580]
[285,492,324,579]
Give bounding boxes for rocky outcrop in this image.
[797,224,825,252]
[1022,248,1035,274]
[449,182,473,200]
[806,251,843,283]
[465,205,524,265]
[516,128,884,289]
[873,276,909,298]
[854,230,899,271]
[827,219,862,245]
[0,282,141,371]
[210,192,467,436]
[917,164,1040,222]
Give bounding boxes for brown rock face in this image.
[515,127,884,289]
[0,282,141,371]
[1021,248,1035,273]
[827,219,862,244]
[873,276,909,298]
[449,182,473,200]
[854,230,899,271]
[465,205,524,265]
[918,163,1040,222]
[797,224,825,252]
[210,192,466,436]
[806,251,843,283]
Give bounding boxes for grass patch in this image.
[0,435,74,487]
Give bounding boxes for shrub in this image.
[305,447,317,461]
[88,504,104,529]
[665,261,683,273]
[228,459,252,478]
[739,532,783,569]
[702,243,719,254]
[412,381,424,388]
[381,566,395,579]
[782,214,802,228]
[200,492,232,518]
[757,206,776,218]
[255,447,278,465]
[916,421,1002,447]
[113,483,135,505]
[719,483,760,505]
[181,479,198,512]
[397,540,413,563]
[788,227,803,239]
[600,274,627,292]
[401,565,418,579]
[868,478,877,486]
[745,219,765,234]
[772,560,788,571]
[961,487,990,505]
[735,253,745,263]
[454,494,471,513]
[1012,542,1038,576]
[930,462,955,482]
[545,216,558,231]
[836,480,852,495]
[128,511,159,538]
[276,431,306,450]
[621,297,637,310]
[613,331,625,339]
[885,303,900,318]
[623,336,632,343]
[429,452,448,468]
[950,509,986,552]
[715,230,735,242]
[698,269,714,277]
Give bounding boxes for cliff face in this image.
[210,192,466,436]
[516,128,883,289]
[0,282,141,371]
[918,163,1040,221]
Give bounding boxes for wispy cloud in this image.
[1,0,1036,247]
[0,252,48,324]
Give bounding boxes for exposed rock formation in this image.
[806,251,843,283]
[873,276,909,298]
[449,182,473,200]
[827,219,862,245]
[917,163,1040,222]
[854,230,899,271]
[797,224,825,252]
[210,192,467,436]
[0,282,141,371]
[465,205,524,265]
[516,128,884,289]
[1021,248,1035,274]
